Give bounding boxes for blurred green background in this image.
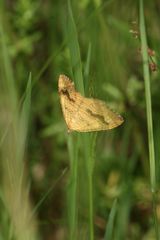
[0,0,160,239]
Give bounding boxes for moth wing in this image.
[60,92,84,131]
[69,98,123,132]
[88,98,124,129]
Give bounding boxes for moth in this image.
[58,75,124,132]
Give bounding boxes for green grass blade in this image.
[139,0,156,191]
[84,42,92,95]
[83,44,95,240]
[18,74,32,156]
[139,0,159,238]
[67,134,80,240]
[32,168,68,218]
[67,0,84,93]
[85,133,97,240]
[66,2,95,239]
[20,74,31,130]
[66,2,83,238]
[0,19,38,239]
[104,199,118,240]
[0,17,17,110]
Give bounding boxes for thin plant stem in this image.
[85,134,97,240]
[87,142,94,240]
[67,134,79,240]
[88,172,94,240]
[139,0,159,238]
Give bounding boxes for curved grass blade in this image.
[104,199,118,240]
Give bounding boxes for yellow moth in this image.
[58,75,124,132]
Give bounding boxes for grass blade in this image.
[104,199,118,240]
[67,0,84,93]
[139,0,159,238]
[0,17,17,110]
[66,1,83,238]
[0,21,38,240]
[84,42,92,95]
[139,0,156,191]
[66,2,95,239]
[17,74,32,162]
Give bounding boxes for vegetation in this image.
[0,0,160,239]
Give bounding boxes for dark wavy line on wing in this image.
[86,108,109,125]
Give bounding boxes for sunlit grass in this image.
[0,21,38,240]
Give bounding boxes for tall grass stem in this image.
[139,0,159,238]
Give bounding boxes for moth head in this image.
[58,75,75,93]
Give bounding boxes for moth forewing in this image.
[58,75,124,132]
